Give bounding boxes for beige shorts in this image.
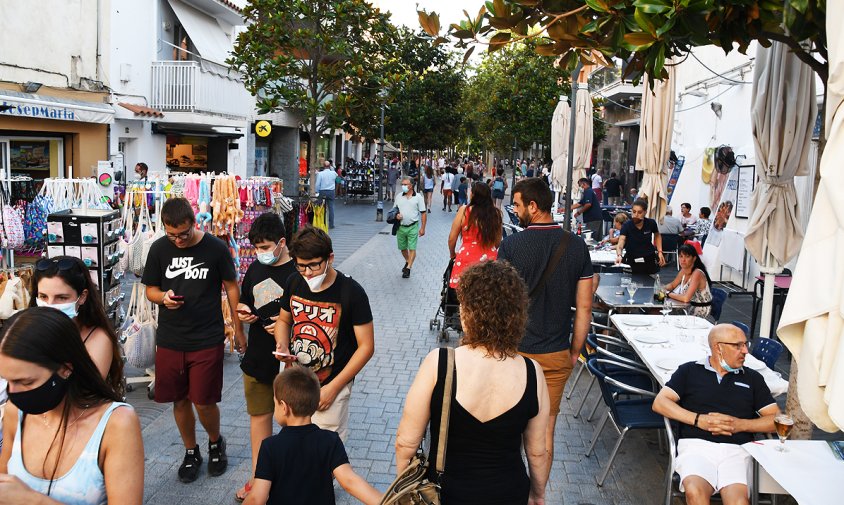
[519,349,573,416]
[312,381,353,442]
[676,439,752,494]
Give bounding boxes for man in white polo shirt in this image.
[392,176,426,278]
[315,160,338,229]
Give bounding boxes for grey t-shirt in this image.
[393,193,426,225]
[497,223,593,354]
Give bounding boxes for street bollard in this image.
[376,200,383,222]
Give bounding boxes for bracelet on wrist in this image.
[694,413,701,427]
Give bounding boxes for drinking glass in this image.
[626,283,639,304]
[660,307,672,325]
[774,414,794,452]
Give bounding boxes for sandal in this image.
[235,481,252,502]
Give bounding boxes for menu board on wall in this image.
[735,164,756,218]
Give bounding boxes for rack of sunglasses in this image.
[46,208,123,328]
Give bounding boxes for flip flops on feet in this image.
[235,481,252,502]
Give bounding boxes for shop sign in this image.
[254,120,273,138]
[0,98,113,124]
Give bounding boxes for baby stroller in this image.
[429,259,462,342]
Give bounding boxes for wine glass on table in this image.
[626,283,639,304]
[774,414,794,452]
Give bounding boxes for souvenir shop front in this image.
[0,89,113,179]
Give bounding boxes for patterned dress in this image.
[449,207,498,288]
[666,270,713,319]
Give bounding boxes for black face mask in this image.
[8,373,68,415]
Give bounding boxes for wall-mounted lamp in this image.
[22,81,42,93]
[710,102,723,119]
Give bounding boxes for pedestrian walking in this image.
[492,167,507,210]
[448,182,502,288]
[457,176,469,206]
[604,171,623,205]
[497,178,594,483]
[0,308,144,505]
[316,161,338,229]
[386,162,399,201]
[450,166,462,207]
[243,366,381,505]
[234,213,297,502]
[422,166,435,213]
[392,177,427,278]
[142,197,244,483]
[590,169,603,203]
[441,168,455,212]
[274,227,375,442]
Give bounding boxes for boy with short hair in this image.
[457,176,469,206]
[235,212,297,501]
[244,366,381,505]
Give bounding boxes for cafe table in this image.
[590,249,622,265]
[595,272,661,311]
[743,439,843,505]
[609,314,789,395]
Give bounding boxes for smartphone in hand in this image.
[170,295,184,301]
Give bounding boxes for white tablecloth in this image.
[743,439,844,504]
[610,314,789,396]
[590,249,620,265]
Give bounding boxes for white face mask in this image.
[36,298,80,319]
[304,262,330,291]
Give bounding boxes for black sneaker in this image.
[402,267,411,278]
[178,446,202,483]
[208,436,228,477]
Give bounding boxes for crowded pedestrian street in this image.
[130,202,670,505]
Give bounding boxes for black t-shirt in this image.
[279,272,373,385]
[578,188,602,222]
[240,260,297,384]
[497,223,593,354]
[605,177,622,197]
[666,360,776,445]
[142,233,237,351]
[255,424,349,505]
[620,218,660,258]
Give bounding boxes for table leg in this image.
[752,459,760,505]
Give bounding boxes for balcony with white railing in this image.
[150,61,254,118]
[588,64,643,102]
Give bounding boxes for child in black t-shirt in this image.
[244,366,381,505]
[236,213,297,502]
[457,177,469,205]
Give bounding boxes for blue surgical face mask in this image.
[256,241,283,266]
[401,185,409,194]
[36,298,80,319]
[718,346,742,373]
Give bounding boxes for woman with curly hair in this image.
[447,182,502,288]
[395,261,550,505]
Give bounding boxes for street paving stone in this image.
[132,199,675,504]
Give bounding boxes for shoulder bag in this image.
[529,231,572,299]
[380,347,455,505]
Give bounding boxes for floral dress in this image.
[449,207,498,288]
[666,270,713,319]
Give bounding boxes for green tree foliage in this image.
[460,41,606,156]
[420,1,827,84]
[229,0,397,189]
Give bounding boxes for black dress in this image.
[428,348,539,504]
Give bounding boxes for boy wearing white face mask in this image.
[234,212,296,502]
[274,226,375,443]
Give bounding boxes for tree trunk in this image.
[785,356,814,440]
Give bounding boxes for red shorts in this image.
[154,344,224,405]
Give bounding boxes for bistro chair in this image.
[731,320,751,338]
[751,337,784,370]
[576,334,649,421]
[660,233,680,268]
[503,205,521,226]
[710,287,728,321]
[566,322,622,400]
[585,358,664,486]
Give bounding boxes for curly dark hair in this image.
[467,182,502,249]
[457,261,527,359]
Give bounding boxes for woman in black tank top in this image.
[395,261,550,504]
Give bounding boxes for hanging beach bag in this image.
[129,200,154,277]
[122,282,157,369]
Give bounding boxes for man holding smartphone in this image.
[143,197,244,484]
[233,213,296,502]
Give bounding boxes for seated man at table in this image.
[652,324,780,505]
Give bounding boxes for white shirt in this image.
[442,172,454,187]
[591,173,603,189]
[316,168,338,192]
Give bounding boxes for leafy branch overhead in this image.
[419,0,828,84]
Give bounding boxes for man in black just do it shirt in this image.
[143,197,244,484]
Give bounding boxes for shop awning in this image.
[118,102,165,118]
[614,117,641,127]
[168,0,234,66]
[0,89,114,124]
[152,122,243,139]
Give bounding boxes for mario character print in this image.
[289,296,340,382]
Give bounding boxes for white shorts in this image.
[676,439,752,494]
[312,381,353,442]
